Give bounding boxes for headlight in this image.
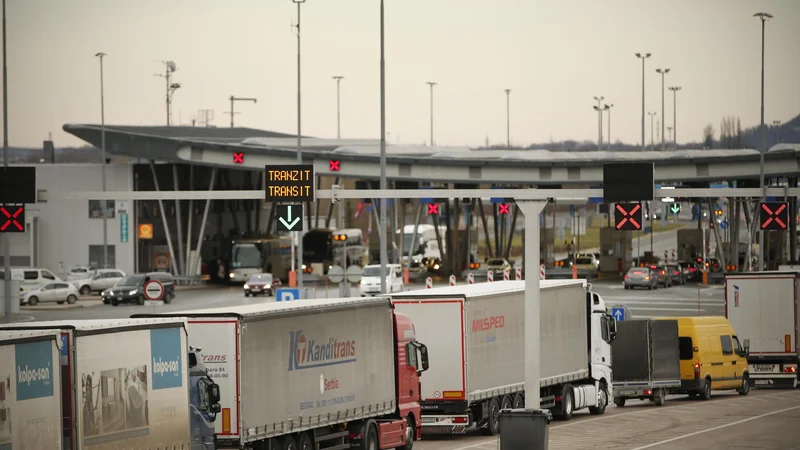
[244,284,250,289]
[360,280,366,285]
[128,290,137,295]
[229,273,236,279]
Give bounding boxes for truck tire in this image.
[652,388,666,406]
[700,377,712,400]
[364,424,379,450]
[481,397,501,435]
[281,435,297,450]
[501,395,512,411]
[512,393,524,409]
[395,415,415,450]
[558,386,574,420]
[297,432,314,450]
[737,374,750,395]
[614,397,626,407]
[589,382,608,415]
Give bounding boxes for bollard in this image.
[468,273,475,284]
[539,264,545,280]
[425,277,433,289]
[572,265,578,279]
[503,268,510,281]
[487,271,494,282]
[449,274,456,286]
[289,270,297,287]
[516,267,523,281]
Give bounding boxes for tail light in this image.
[644,276,650,280]
[784,366,797,374]
[643,390,652,396]
[694,362,701,378]
[660,270,665,275]
[452,417,468,424]
[625,275,630,280]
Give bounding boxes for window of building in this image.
[89,200,116,219]
[89,245,116,269]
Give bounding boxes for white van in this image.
[360,264,404,296]
[0,268,64,292]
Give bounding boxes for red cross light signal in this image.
[614,203,642,231]
[760,201,789,230]
[498,203,510,215]
[233,152,244,164]
[427,204,439,215]
[0,206,25,233]
[329,160,340,171]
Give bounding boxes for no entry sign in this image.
[144,280,164,301]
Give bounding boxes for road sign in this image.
[611,307,625,321]
[614,203,643,231]
[0,167,36,204]
[346,265,363,283]
[276,204,304,232]
[760,202,789,230]
[233,152,245,164]
[120,213,129,242]
[427,204,439,215]
[0,205,24,233]
[499,203,510,215]
[143,280,164,301]
[602,163,655,202]
[720,219,729,230]
[264,164,315,202]
[670,203,681,214]
[139,223,153,239]
[329,160,340,171]
[276,288,300,302]
[328,265,345,283]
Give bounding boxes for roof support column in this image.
[184,165,194,277]
[477,198,494,259]
[172,164,185,276]
[149,161,179,276]
[707,198,728,272]
[504,203,519,261]
[189,167,217,277]
[325,177,339,229]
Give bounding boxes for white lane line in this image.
[629,404,800,449]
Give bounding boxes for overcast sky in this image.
[1,0,799,148]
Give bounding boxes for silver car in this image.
[624,267,658,290]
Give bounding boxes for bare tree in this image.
[703,124,715,149]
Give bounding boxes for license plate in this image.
[753,364,778,373]
[422,417,438,423]
[117,296,122,301]
[619,389,638,396]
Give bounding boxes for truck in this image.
[725,271,800,388]
[611,319,681,407]
[387,279,617,435]
[132,296,431,449]
[0,329,64,449]
[1,318,221,450]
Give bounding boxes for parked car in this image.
[244,273,277,297]
[624,267,658,290]
[66,265,97,281]
[487,258,512,277]
[101,272,175,306]
[20,282,79,306]
[649,264,672,287]
[666,264,686,285]
[72,268,127,295]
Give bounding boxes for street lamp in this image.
[655,68,670,151]
[293,0,306,287]
[505,89,511,147]
[426,81,437,146]
[635,53,651,150]
[333,76,344,138]
[227,96,257,128]
[2,0,10,321]
[592,97,606,150]
[379,0,388,294]
[95,52,109,269]
[755,11,773,271]
[773,120,781,144]
[605,104,614,151]
[648,112,656,150]
[668,86,681,149]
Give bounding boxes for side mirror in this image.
[743,339,750,350]
[208,380,221,404]
[211,403,221,414]
[419,344,430,372]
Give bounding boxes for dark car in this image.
[102,272,175,306]
[244,273,277,297]
[666,264,686,285]
[648,264,671,287]
[624,267,657,290]
[680,261,700,282]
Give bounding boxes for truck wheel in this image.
[614,397,626,407]
[281,435,297,450]
[738,374,750,395]
[501,395,512,411]
[512,393,524,409]
[297,432,314,450]
[700,377,712,400]
[558,387,574,420]
[589,382,608,415]
[481,397,501,435]
[653,388,666,406]
[395,415,415,450]
[364,424,379,450]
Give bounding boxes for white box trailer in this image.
[1,318,193,449]
[0,329,63,450]
[133,296,429,450]
[725,272,800,388]
[388,280,616,435]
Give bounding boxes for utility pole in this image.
[669,86,681,149]
[648,112,656,150]
[656,68,670,150]
[227,96,257,128]
[2,0,11,321]
[605,104,614,151]
[636,53,651,151]
[156,61,180,126]
[755,12,773,271]
[427,81,437,146]
[293,0,306,287]
[379,0,388,294]
[96,52,109,269]
[333,76,344,138]
[505,89,511,147]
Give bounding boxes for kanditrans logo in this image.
[150,327,183,390]
[288,330,356,371]
[15,340,55,401]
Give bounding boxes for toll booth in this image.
[599,227,634,273]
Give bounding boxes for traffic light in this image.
[427,204,439,215]
[760,202,789,230]
[0,206,25,233]
[614,203,643,231]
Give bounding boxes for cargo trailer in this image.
[0,329,63,450]
[611,319,681,407]
[725,271,800,388]
[0,318,211,450]
[133,296,430,449]
[387,280,617,435]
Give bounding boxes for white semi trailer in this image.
[0,329,63,450]
[387,279,617,435]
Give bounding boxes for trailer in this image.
[0,329,63,450]
[611,319,681,407]
[133,296,430,450]
[725,271,800,388]
[1,318,202,450]
[387,280,617,435]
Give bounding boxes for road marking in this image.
[629,404,800,449]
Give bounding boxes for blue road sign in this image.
[276,288,300,302]
[569,205,575,218]
[120,213,129,243]
[420,186,434,204]
[611,307,625,321]
[490,185,504,204]
[720,219,729,230]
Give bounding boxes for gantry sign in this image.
[0,167,36,233]
[264,164,315,233]
[603,163,655,230]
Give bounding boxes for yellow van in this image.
[657,316,750,400]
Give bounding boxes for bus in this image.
[302,228,334,275]
[228,235,292,283]
[332,228,366,267]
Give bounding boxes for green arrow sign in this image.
[670,203,681,214]
[277,204,303,232]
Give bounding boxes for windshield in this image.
[363,266,384,277]
[402,234,418,254]
[231,244,263,269]
[248,274,272,283]
[117,275,145,286]
[487,259,506,266]
[575,258,593,265]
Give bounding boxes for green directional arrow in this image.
[670,203,681,214]
[279,205,301,231]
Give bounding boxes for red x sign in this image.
[760,202,788,230]
[427,204,439,215]
[233,152,244,164]
[329,160,340,171]
[614,203,642,230]
[0,206,24,232]
[498,203,510,215]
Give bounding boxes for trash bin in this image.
[498,408,552,450]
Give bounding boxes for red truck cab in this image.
[393,311,429,445]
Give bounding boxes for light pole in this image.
[592,97,606,150]
[667,126,673,144]
[227,96,257,128]
[605,104,614,151]
[2,0,10,321]
[426,81,436,146]
[648,112,656,150]
[655,68,670,151]
[379,0,388,294]
[333,76,344,138]
[635,53,651,150]
[157,61,180,125]
[755,12,772,271]
[96,52,109,269]
[773,120,781,143]
[505,89,511,147]
[293,0,306,287]
[669,86,681,149]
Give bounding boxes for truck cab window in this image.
[600,316,610,342]
[678,337,694,360]
[732,336,743,355]
[406,342,418,369]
